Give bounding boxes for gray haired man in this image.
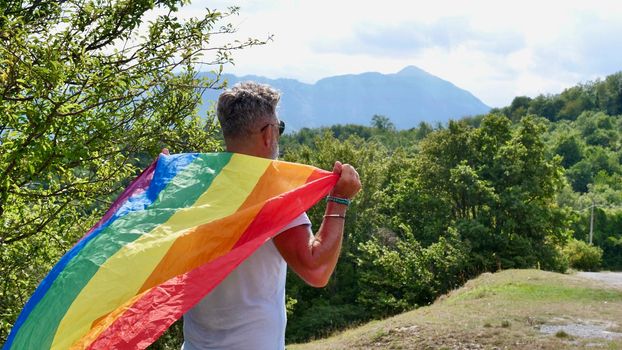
[182,81,361,350]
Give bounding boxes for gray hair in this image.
[216,81,281,139]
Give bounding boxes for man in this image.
[181,81,361,350]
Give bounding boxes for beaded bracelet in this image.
[326,195,351,206]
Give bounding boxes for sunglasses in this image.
[260,120,285,136]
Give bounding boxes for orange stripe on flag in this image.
[70,289,150,350]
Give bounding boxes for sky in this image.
[173,0,622,107]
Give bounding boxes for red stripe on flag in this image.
[232,168,335,249]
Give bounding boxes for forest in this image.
[1,1,621,347]
[278,75,622,341]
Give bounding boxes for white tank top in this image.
[182,213,311,350]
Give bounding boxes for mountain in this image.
[197,66,490,131]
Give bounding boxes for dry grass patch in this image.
[288,269,622,350]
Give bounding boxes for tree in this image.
[370,114,396,132]
[554,134,584,168]
[406,115,570,270]
[596,73,622,116]
[487,116,570,269]
[414,121,433,140]
[508,96,532,121]
[528,94,563,121]
[0,0,264,340]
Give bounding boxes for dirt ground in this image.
[577,271,622,289]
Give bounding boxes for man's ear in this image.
[261,126,272,148]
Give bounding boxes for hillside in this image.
[289,270,622,350]
[197,66,491,131]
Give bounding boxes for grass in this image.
[556,330,570,338]
[453,281,622,303]
[287,269,622,350]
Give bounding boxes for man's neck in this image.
[225,143,267,159]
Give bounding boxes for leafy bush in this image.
[356,225,469,319]
[563,239,603,271]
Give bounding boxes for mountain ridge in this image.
[198,66,490,131]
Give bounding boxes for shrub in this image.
[563,239,603,271]
[356,225,469,319]
[285,303,367,344]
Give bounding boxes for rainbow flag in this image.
[4,152,337,349]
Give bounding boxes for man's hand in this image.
[330,161,361,199]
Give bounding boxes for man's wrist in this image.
[325,200,347,217]
[324,213,346,219]
[326,195,351,206]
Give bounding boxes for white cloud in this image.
[176,0,622,107]
[312,17,525,58]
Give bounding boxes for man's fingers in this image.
[332,161,343,174]
[330,163,362,199]
[345,165,359,179]
[342,164,357,179]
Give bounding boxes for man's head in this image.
[217,81,284,159]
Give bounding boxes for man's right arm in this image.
[273,161,361,287]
